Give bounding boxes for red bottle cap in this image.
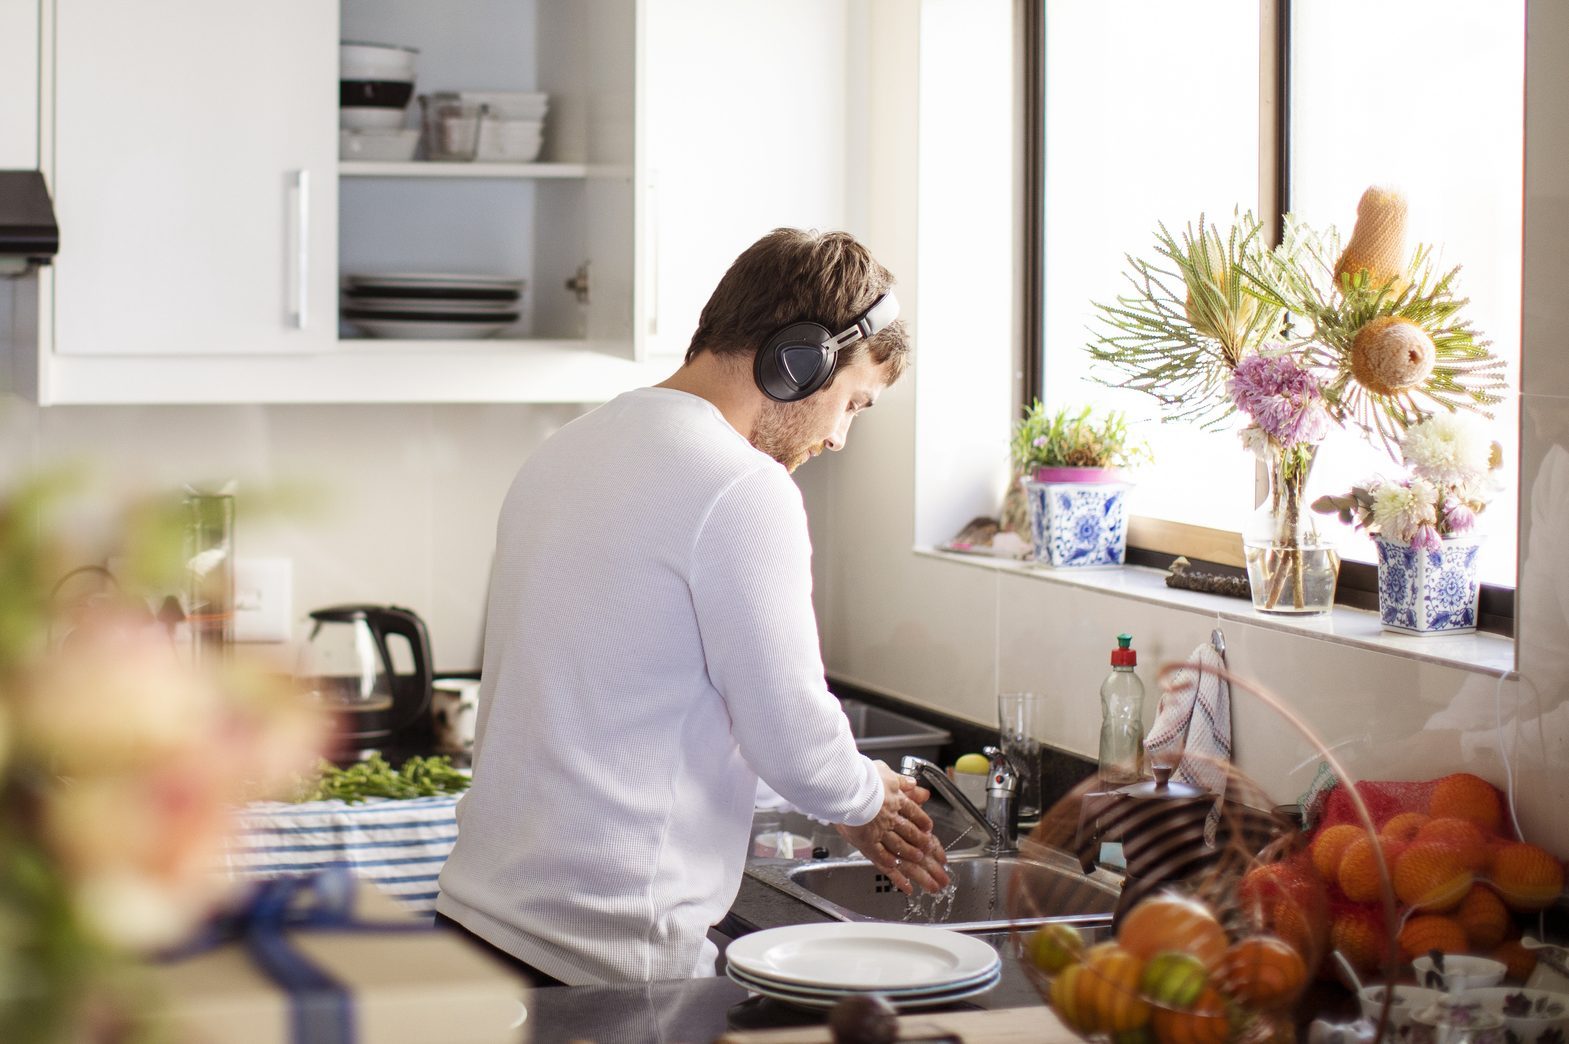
[1111,632,1136,666]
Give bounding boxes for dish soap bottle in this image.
[1098,633,1145,787]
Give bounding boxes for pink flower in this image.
[1226,350,1330,448]
[1411,525,1443,550]
[1442,496,1476,534]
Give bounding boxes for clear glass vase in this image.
[1243,445,1339,615]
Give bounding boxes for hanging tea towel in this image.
[1145,637,1233,842]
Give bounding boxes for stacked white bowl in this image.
[340,42,420,162]
[459,91,549,163]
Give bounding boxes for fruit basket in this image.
[1007,659,1568,1042]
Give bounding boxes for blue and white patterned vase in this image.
[1374,534,1483,635]
[1023,472,1130,568]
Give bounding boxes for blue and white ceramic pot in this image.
[1022,467,1130,568]
[1375,534,1484,635]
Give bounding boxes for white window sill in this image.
[915,547,1516,678]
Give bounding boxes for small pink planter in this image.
[1029,466,1123,485]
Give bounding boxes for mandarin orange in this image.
[1492,938,1538,983]
[1381,811,1431,844]
[1414,817,1490,871]
[1118,893,1228,969]
[1074,941,1150,1034]
[1310,824,1365,883]
[1396,914,1468,962]
[1338,834,1401,903]
[1150,985,1229,1044]
[1239,861,1329,972]
[1393,842,1474,911]
[1428,772,1505,834]
[1454,884,1511,951]
[1330,904,1393,974]
[1490,842,1566,911]
[1214,935,1307,1010]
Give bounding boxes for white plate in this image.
[346,272,526,292]
[344,316,517,340]
[727,961,1000,999]
[725,966,1000,1011]
[341,296,520,315]
[723,923,999,991]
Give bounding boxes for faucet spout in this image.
[900,754,1018,854]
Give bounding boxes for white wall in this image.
[802,0,1569,855]
[0,400,590,671]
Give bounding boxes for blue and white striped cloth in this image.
[222,794,461,917]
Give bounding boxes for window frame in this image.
[1019,0,1515,634]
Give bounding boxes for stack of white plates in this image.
[723,923,1002,1010]
[341,273,525,340]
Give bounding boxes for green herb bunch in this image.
[1010,401,1150,475]
[291,754,471,804]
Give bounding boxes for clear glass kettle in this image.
[298,604,432,757]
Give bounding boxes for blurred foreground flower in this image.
[0,475,324,1042]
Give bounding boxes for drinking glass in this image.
[997,691,1043,820]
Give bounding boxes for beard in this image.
[750,400,821,473]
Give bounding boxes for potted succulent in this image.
[1313,413,1503,634]
[1009,402,1149,567]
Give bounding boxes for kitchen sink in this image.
[745,845,1119,934]
[748,806,988,863]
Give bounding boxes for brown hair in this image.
[684,228,910,386]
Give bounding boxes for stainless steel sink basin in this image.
[745,845,1119,934]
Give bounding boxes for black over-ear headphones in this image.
[753,290,901,403]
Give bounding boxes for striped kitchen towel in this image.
[1145,639,1232,844]
[222,794,461,917]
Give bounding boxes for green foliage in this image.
[1087,211,1291,429]
[291,754,471,804]
[1010,401,1150,474]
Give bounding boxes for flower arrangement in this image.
[1009,401,1150,477]
[1086,190,1508,612]
[0,476,322,1041]
[1312,413,1503,547]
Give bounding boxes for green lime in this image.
[1028,922,1086,975]
[1139,950,1207,1010]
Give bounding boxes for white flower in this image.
[1401,413,1491,487]
[1371,478,1439,542]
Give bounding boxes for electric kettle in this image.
[299,604,433,759]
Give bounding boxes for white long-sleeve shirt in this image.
[436,387,883,984]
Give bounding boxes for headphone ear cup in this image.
[755,321,834,402]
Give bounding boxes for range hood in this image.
[0,170,59,276]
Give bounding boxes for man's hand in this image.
[835,762,950,895]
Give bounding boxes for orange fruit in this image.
[1310,824,1364,883]
[1492,939,1538,983]
[1427,773,1504,835]
[1118,893,1228,969]
[1414,817,1490,871]
[1454,884,1511,951]
[1240,861,1329,968]
[1396,914,1468,962]
[1490,842,1566,911]
[1330,904,1393,975]
[1150,985,1229,1044]
[1074,941,1150,1033]
[1050,962,1093,1033]
[1338,834,1401,903]
[1393,842,1474,911]
[1214,935,1307,1010]
[1381,811,1430,844]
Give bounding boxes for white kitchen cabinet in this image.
[20,0,851,404]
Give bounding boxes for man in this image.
[436,228,947,986]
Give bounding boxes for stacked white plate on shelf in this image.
[723,923,1002,1010]
[341,273,525,340]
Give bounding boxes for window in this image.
[1031,0,1524,590]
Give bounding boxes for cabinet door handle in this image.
[288,170,310,329]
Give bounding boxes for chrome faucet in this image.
[901,747,1019,855]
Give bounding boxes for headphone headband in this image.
[753,290,901,403]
